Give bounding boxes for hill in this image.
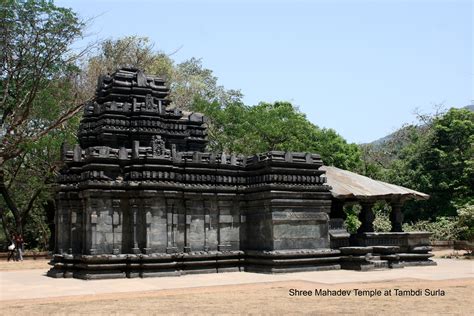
[368,104,473,146]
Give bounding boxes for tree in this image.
[382,108,473,221]
[0,0,87,240]
[417,108,473,212]
[193,99,362,170]
[173,58,242,110]
[83,36,242,110]
[82,36,174,100]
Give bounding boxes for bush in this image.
[373,201,392,232]
[344,205,360,234]
[457,204,474,241]
[373,211,391,232]
[403,204,474,241]
[403,217,463,241]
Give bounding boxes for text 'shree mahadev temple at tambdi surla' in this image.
[48,68,435,279]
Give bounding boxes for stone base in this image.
[244,249,341,273]
[48,251,244,279]
[340,262,375,271]
[47,239,438,279]
[400,259,437,267]
[350,232,432,252]
[245,264,340,274]
[48,249,342,279]
[346,232,435,269]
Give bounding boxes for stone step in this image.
[372,246,400,254]
[368,259,389,269]
[339,247,373,255]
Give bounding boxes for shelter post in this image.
[357,201,375,233]
[330,199,346,220]
[390,199,404,232]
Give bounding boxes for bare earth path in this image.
[0,258,472,315]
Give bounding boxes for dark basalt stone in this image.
[372,246,400,254]
[49,68,436,279]
[339,247,373,255]
[50,68,336,279]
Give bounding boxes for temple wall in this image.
[57,189,332,255]
[143,193,168,253]
[243,191,332,251]
[55,194,70,254]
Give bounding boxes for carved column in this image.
[184,213,191,253]
[69,209,76,254]
[130,200,140,254]
[111,199,121,254]
[203,195,209,252]
[89,211,98,255]
[390,200,404,232]
[144,210,152,254]
[357,201,375,233]
[165,198,178,253]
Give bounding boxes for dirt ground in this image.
[0,259,50,270]
[2,278,472,315]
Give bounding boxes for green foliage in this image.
[457,204,474,241]
[361,108,474,222]
[193,99,362,170]
[1,0,85,160]
[403,203,474,242]
[84,37,242,109]
[343,202,392,233]
[373,202,392,232]
[0,0,86,247]
[172,58,242,110]
[403,217,464,241]
[85,36,361,170]
[343,205,361,234]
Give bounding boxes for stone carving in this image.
[151,135,166,157]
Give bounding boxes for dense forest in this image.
[1,0,472,250]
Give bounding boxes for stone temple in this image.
[48,68,435,279]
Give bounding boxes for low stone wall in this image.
[453,240,474,252]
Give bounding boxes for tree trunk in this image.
[0,208,12,243]
[44,199,56,252]
[0,169,23,235]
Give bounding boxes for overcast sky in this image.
[57,0,472,143]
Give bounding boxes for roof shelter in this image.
[320,166,429,233]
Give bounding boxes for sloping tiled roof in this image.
[321,165,429,201]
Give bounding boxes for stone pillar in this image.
[111,199,121,255]
[144,210,152,254]
[357,201,375,233]
[89,211,98,255]
[330,199,346,220]
[390,201,404,232]
[130,200,140,254]
[69,210,76,254]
